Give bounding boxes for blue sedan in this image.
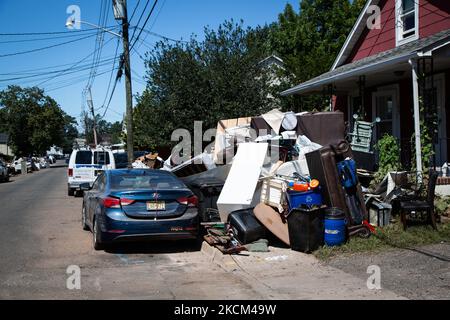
[81,170,200,250]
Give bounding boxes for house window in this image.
[396,0,419,46]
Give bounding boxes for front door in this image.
[372,88,400,141]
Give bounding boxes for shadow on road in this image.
[105,239,203,255]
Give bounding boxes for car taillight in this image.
[177,195,199,207]
[68,169,73,177]
[120,198,135,206]
[103,197,120,209]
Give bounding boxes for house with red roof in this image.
[282,0,450,174]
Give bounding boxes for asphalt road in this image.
[0,164,402,300]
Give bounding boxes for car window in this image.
[113,153,128,169]
[94,152,110,166]
[75,151,92,165]
[110,172,186,190]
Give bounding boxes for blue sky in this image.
[0,0,299,125]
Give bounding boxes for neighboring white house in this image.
[0,133,13,156]
[259,55,288,107]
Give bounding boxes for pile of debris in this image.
[161,109,401,254]
[132,153,165,169]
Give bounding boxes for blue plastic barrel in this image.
[324,208,347,247]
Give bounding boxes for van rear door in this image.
[73,151,95,182]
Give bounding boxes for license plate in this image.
[146,201,166,211]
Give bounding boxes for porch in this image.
[282,29,450,173]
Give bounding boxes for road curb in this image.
[200,241,239,272]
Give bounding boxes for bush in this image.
[373,134,401,184]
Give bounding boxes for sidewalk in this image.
[201,242,405,300]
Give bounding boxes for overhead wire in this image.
[101,0,162,118]
[36,35,116,87]
[86,0,110,89]
[0,32,98,58]
[0,26,119,36]
[99,37,122,111]
[129,0,152,45]
[0,28,115,44]
[129,0,159,52]
[0,57,117,83]
[129,0,142,23]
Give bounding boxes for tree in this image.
[80,111,123,146]
[134,20,272,150]
[61,115,79,155]
[268,0,365,111]
[0,86,68,156]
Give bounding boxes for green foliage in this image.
[81,111,123,146]
[435,196,450,217]
[267,0,363,111]
[56,114,78,155]
[374,134,402,183]
[0,86,72,156]
[314,223,450,261]
[134,20,272,150]
[411,98,435,170]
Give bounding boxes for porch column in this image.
[409,59,423,181]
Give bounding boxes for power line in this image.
[0,33,98,58]
[0,26,119,36]
[99,38,122,111]
[129,0,152,44]
[135,0,167,51]
[0,28,113,44]
[45,68,115,93]
[130,0,160,51]
[0,57,117,83]
[135,27,188,44]
[86,0,110,89]
[0,54,118,76]
[36,36,116,87]
[129,0,142,23]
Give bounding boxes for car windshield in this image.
[75,151,92,165]
[110,172,186,190]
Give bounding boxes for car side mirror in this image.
[80,183,92,191]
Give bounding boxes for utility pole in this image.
[87,88,98,147]
[114,0,134,168]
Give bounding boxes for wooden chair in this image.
[399,170,439,231]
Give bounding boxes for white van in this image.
[67,148,116,196]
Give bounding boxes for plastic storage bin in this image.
[287,189,323,210]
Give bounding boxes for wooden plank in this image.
[254,203,290,246]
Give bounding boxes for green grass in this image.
[314,222,450,261]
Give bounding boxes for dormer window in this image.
[396,0,419,46]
